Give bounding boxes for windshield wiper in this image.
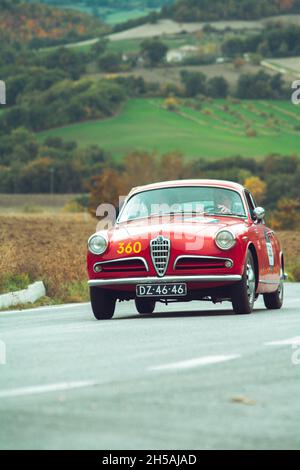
[204,212,246,218]
[157,210,204,216]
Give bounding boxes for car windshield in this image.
[118,186,246,223]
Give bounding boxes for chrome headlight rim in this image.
[88,233,108,255]
[215,230,236,251]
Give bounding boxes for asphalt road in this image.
[0,284,299,450]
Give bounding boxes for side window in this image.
[245,191,256,219]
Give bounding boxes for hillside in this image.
[0,0,106,46]
[163,0,300,22]
[37,98,300,160]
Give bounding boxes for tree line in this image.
[0,0,106,48]
[162,0,300,22]
[88,151,300,229]
[0,130,110,193]
[222,24,300,58]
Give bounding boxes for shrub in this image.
[164,96,179,111]
[62,201,85,213]
[22,204,43,213]
[0,273,30,295]
[246,128,257,137]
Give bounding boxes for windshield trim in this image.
[116,186,248,225]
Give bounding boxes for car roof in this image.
[129,179,245,196]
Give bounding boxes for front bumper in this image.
[88,274,242,287]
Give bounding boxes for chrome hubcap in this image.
[246,261,256,304]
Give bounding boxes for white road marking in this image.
[148,355,239,371]
[264,337,300,346]
[0,380,99,398]
[0,303,89,316]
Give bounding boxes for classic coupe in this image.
[87,180,285,320]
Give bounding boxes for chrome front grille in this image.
[150,236,170,277]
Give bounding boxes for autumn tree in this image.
[278,0,295,10]
[159,153,186,181]
[234,57,246,70]
[164,96,179,111]
[270,198,300,230]
[122,152,159,190]
[244,176,267,204]
[88,168,125,218]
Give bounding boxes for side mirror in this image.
[253,207,265,222]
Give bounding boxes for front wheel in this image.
[263,265,284,310]
[135,298,155,315]
[90,287,116,320]
[231,251,256,315]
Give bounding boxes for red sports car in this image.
[87,179,285,320]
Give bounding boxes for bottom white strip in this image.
[264,337,300,346]
[0,380,99,398]
[149,355,239,372]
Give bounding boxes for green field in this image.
[105,8,159,25]
[38,98,300,160]
[55,4,158,25]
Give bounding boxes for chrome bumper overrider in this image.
[88,275,242,287]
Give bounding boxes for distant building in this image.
[166,45,199,64]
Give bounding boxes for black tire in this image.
[263,264,284,310]
[135,298,156,315]
[231,251,256,315]
[90,287,116,320]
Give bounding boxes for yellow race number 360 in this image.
[117,242,142,255]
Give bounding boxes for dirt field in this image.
[88,58,295,90]
[108,19,263,41]
[108,16,300,42]
[277,231,300,267]
[87,63,264,90]
[0,214,95,302]
[134,63,263,88]
[262,14,300,26]
[264,57,300,76]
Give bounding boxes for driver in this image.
[215,191,232,214]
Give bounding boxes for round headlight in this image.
[88,234,108,255]
[215,230,236,250]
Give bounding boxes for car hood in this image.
[110,214,248,242]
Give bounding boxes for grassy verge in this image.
[0,213,94,308]
[0,273,31,295]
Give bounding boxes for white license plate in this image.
[136,283,187,298]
